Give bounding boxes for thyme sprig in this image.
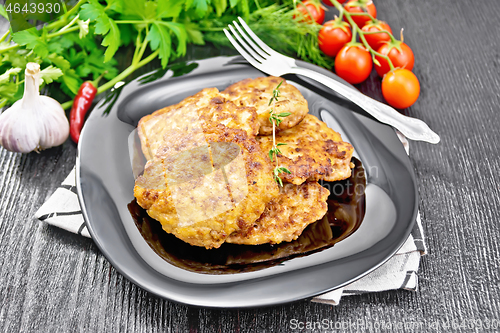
[268,81,291,187]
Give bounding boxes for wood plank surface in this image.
[0,0,499,332]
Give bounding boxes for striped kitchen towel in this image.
[35,168,90,238]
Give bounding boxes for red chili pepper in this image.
[69,82,96,143]
[69,73,105,143]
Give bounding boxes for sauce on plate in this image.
[128,158,366,274]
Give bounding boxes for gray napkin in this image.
[34,134,426,305]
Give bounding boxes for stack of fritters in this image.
[134,76,354,249]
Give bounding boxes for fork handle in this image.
[290,67,440,144]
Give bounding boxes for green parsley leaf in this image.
[47,40,63,54]
[55,34,75,49]
[58,29,97,50]
[107,0,123,13]
[185,24,205,45]
[146,23,171,68]
[0,82,18,101]
[2,48,32,68]
[184,0,194,10]
[40,66,63,85]
[12,28,49,58]
[61,69,82,96]
[80,0,121,62]
[101,20,121,62]
[79,2,103,21]
[0,68,22,83]
[12,28,38,47]
[93,14,111,35]
[33,44,49,59]
[213,0,228,17]
[162,22,187,57]
[190,0,210,17]
[237,0,250,19]
[83,49,119,80]
[75,64,92,78]
[0,68,21,102]
[118,0,146,18]
[157,0,184,19]
[229,0,239,8]
[144,1,158,20]
[47,53,71,72]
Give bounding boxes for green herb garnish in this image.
[268,80,291,186]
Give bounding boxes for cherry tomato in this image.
[382,69,420,109]
[318,20,352,57]
[335,45,373,84]
[375,42,415,77]
[323,0,347,5]
[296,1,325,24]
[344,0,377,28]
[362,21,392,50]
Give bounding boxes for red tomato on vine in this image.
[296,0,325,24]
[335,45,373,84]
[362,20,392,50]
[375,41,415,77]
[318,20,352,57]
[382,69,420,109]
[344,0,377,28]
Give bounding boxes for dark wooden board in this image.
[1,0,499,331]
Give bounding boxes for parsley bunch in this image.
[0,0,333,109]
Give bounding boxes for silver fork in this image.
[223,17,440,144]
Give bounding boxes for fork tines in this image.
[223,17,273,66]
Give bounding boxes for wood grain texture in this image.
[1,0,500,332]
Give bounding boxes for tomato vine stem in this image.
[329,0,395,71]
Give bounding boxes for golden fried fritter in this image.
[134,125,280,249]
[137,88,259,160]
[221,76,308,135]
[257,114,354,185]
[133,79,356,249]
[226,181,329,245]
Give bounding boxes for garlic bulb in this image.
[0,63,69,153]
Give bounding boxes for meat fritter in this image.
[221,76,308,135]
[134,125,280,249]
[257,114,354,185]
[226,181,329,245]
[137,88,259,160]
